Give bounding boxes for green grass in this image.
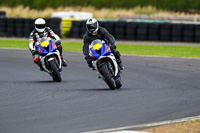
[117,44,200,58]
[1,39,200,58]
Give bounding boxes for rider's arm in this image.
[83,34,90,57]
[102,27,116,46]
[29,32,36,52]
[46,27,60,42]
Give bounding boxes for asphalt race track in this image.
[1,49,200,133]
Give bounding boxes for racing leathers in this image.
[83,26,124,70]
[29,27,67,70]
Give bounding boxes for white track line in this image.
[82,115,200,133]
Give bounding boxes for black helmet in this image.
[86,18,99,35]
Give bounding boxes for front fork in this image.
[107,61,115,78]
[98,61,115,79]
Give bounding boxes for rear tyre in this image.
[52,76,57,81]
[49,60,62,82]
[101,64,116,90]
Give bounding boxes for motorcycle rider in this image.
[83,18,124,70]
[29,18,67,70]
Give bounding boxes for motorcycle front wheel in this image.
[49,60,62,82]
[101,63,116,90]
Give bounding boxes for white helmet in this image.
[34,18,46,33]
[86,18,99,35]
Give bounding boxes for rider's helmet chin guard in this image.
[86,18,99,35]
[35,18,46,33]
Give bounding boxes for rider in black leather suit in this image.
[83,18,124,70]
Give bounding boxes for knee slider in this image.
[57,45,63,54]
[34,58,40,64]
[57,45,62,51]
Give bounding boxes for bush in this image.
[1,0,200,11]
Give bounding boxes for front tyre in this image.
[116,81,122,88]
[49,60,62,82]
[101,64,116,90]
[116,75,122,89]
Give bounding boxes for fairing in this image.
[38,40,57,55]
[89,43,111,60]
[89,40,119,83]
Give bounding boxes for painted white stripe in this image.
[82,115,200,133]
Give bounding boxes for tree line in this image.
[1,0,200,12]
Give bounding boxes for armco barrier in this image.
[148,23,160,41]
[183,24,195,42]
[0,11,6,17]
[0,18,6,37]
[0,17,62,38]
[125,22,137,40]
[114,21,126,40]
[171,24,183,42]
[1,17,200,43]
[136,23,149,41]
[160,23,172,41]
[69,20,200,43]
[195,25,200,42]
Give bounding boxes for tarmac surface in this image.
[0,49,200,133]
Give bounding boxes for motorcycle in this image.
[89,39,122,90]
[33,36,62,82]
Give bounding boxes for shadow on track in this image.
[26,80,68,83]
[79,88,130,91]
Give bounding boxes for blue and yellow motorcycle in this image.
[35,37,62,82]
[89,39,122,90]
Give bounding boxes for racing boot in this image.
[111,49,124,70]
[117,59,124,70]
[34,57,44,71]
[37,63,44,71]
[61,55,67,67]
[57,44,67,67]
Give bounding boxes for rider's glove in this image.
[56,40,61,46]
[31,50,38,55]
[110,45,116,50]
[87,61,93,68]
[85,56,93,68]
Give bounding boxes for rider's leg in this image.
[56,44,67,67]
[111,49,124,70]
[33,54,43,71]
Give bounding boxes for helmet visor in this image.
[87,24,96,30]
[86,21,98,34]
[35,24,45,29]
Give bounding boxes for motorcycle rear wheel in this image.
[49,60,62,82]
[101,64,116,90]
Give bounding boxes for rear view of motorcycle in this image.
[33,36,62,82]
[89,39,122,90]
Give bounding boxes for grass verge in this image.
[1,39,200,58]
